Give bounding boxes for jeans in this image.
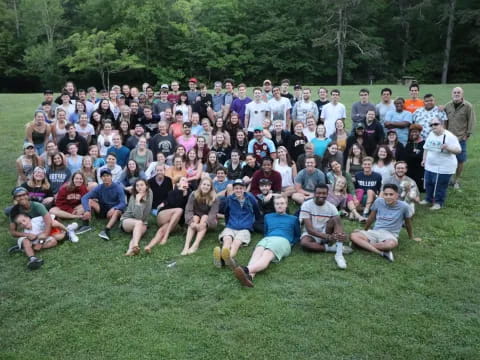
[424,170,452,206]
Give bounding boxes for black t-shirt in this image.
[148,176,173,209]
[193,94,213,117]
[315,100,330,121]
[288,134,307,162]
[241,163,260,178]
[354,171,382,193]
[149,133,176,158]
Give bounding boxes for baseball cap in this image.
[12,186,28,197]
[188,77,198,83]
[354,122,365,130]
[232,179,245,187]
[116,94,125,99]
[263,79,272,85]
[43,89,53,94]
[100,168,112,177]
[175,110,183,115]
[160,84,169,89]
[259,178,272,185]
[294,84,302,90]
[23,142,34,149]
[254,126,263,132]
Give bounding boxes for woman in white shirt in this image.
[421,118,461,210]
[372,145,395,184]
[273,146,297,197]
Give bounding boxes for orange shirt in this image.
[404,99,424,113]
[165,167,187,182]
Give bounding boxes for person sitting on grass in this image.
[213,179,260,268]
[80,168,126,240]
[120,179,153,256]
[299,184,352,270]
[354,156,382,217]
[292,156,326,205]
[232,195,301,288]
[145,176,191,252]
[350,184,420,262]
[253,178,276,233]
[182,177,219,255]
[14,212,79,270]
[49,171,88,220]
[212,166,233,214]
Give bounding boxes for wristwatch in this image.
[39,240,45,244]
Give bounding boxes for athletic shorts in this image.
[218,228,251,246]
[357,229,398,244]
[301,232,329,244]
[456,140,467,163]
[256,236,291,262]
[17,230,59,248]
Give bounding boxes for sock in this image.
[324,244,336,253]
[105,227,110,233]
[336,242,343,256]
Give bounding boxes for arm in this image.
[244,109,250,130]
[363,210,377,230]
[37,212,53,240]
[404,217,414,240]
[207,198,220,228]
[303,217,333,240]
[184,193,195,225]
[25,125,33,143]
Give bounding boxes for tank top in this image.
[32,128,46,145]
[54,122,67,141]
[274,160,294,187]
[20,156,34,179]
[348,161,363,179]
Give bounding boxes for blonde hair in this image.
[194,177,216,206]
[333,175,347,195]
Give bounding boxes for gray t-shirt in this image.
[372,198,411,236]
[295,169,326,192]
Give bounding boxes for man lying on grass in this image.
[350,183,420,262]
[233,195,300,287]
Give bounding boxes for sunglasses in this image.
[430,123,441,127]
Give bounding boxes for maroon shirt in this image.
[250,169,282,195]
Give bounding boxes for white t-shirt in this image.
[424,129,460,174]
[245,101,270,132]
[299,198,338,233]
[303,128,316,142]
[273,160,294,187]
[321,102,347,137]
[268,97,292,129]
[75,123,95,139]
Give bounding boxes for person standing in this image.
[291,88,319,125]
[420,118,461,210]
[444,87,476,189]
[320,89,346,137]
[350,88,376,129]
[404,83,424,113]
[375,88,395,129]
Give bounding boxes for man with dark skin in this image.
[299,185,351,269]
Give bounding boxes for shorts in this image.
[256,236,291,262]
[218,228,251,246]
[456,140,467,163]
[301,232,328,244]
[17,231,59,249]
[357,229,398,244]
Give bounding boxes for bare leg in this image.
[145,223,168,252]
[350,231,382,255]
[106,210,122,229]
[160,208,183,244]
[247,248,276,277]
[364,190,376,212]
[49,207,81,220]
[222,235,233,251]
[188,215,209,254]
[122,219,147,254]
[372,240,398,251]
[291,193,305,205]
[22,238,35,257]
[183,216,200,255]
[300,235,326,252]
[455,162,464,181]
[229,238,243,258]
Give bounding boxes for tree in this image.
[62,30,144,90]
[441,0,456,84]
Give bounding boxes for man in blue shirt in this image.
[385,98,413,145]
[107,134,130,168]
[232,196,300,287]
[213,179,260,268]
[350,184,420,262]
[80,168,126,240]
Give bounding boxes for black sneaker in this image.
[234,266,254,287]
[76,225,92,235]
[8,245,22,254]
[27,256,44,270]
[98,229,110,241]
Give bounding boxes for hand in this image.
[421,160,425,167]
[26,233,37,241]
[333,232,346,242]
[412,237,422,242]
[82,211,91,221]
[441,144,449,151]
[135,193,144,202]
[106,208,115,218]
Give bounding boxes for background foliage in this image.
[1,0,480,91]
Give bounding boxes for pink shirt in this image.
[177,136,197,152]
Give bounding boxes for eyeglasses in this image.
[430,123,441,127]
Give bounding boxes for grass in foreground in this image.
[0,85,479,359]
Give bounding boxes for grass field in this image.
[1,84,479,359]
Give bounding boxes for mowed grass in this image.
[0,84,479,359]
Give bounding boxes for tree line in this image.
[1,0,479,92]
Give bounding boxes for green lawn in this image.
[1,85,479,359]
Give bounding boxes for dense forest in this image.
[1,0,479,92]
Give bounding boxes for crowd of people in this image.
[7,79,476,287]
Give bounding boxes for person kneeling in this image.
[350,184,420,262]
[233,196,300,287]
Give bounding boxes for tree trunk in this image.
[336,7,347,85]
[12,0,20,37]
[398,0,410,74]
[441,0,456,84]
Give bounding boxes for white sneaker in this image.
[419,200,430,205]
[68,230,79,243]
[430,204,442,211]
[382,251,394,262]
[335,254,347,269]
[453,182,460,190]
[67,222,79,232]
